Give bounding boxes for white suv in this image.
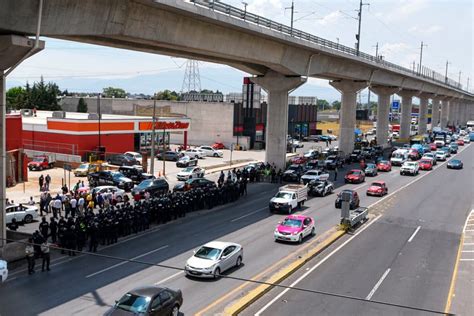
[400,161,419,176]
[197,146,223,157]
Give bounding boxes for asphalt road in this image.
[244,143,474,316]
[1,141,469,316]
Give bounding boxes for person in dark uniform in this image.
[88,222,99,253]
[49,217,57,243]
[39,216,49,240]
[8,218,19,231]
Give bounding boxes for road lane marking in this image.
[461,250,474,253]
[255,214,382,316]
[465,230,474,232]
[231,207,267,222]
[366,268,391,300]
[460,258,474,261]
[154,271,184,285]
[85,245,169,278]
[463,243,474,246]
[408,226,421,243]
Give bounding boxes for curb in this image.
[223,229,346,315]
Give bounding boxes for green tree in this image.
[102,86,127,98]
[331,100,341,110]
[6,86,26,110]
[316,99,330,111]
[77,97,88,113]
[155,90,179,101]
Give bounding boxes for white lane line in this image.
[465,230,474,232]
[366,268,391,300]
[461,250,474,253]
[255,214,382,316]
[231,207,267,222]
[460,259,474,261]
[408,226,421,243]
[463,243,474,246]
[154,271,184,285]
[86,245,169,278]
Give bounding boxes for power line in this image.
[2,237,453,315]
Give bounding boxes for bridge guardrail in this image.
[190,0,464,92]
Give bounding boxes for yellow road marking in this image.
[445,233,464,314]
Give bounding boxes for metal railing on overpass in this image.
[189,0,463,92]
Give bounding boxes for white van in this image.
[390,149,409,166]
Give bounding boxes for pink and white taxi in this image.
[274,215,315,243]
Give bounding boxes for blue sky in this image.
[6,0,473,102]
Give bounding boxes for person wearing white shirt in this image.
[53,199,62,219]
[70,198,77,217]
[78,197,85,215]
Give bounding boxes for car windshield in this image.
[378,160,389,165]
[32,157,44,162]
[78,164,88,169]
[405,162,416,167]
[288,166,299,171]
[195,246,221,260]
[305,171,319,176]
[183,167,195,172]
[116,293,150,313]
[111,172,124,180]
[275,192,292,199]
[281,218,303,228]
[371,183,383,187]
[366,164,375,169]
[349,171,361,175]
[136,179,153,189]
[420,160,431,164]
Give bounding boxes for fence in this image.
[23,139,78,156]
[190,0,464,91]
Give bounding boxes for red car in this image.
[291,156,308,165]
[429,143,437,151]
[366,181,388,196]
[376,160,392,172]
[408,148,420,160]
[212,142,225,150]
[344,169,365,184]
[457,139,464,146]
[419,159,433,170]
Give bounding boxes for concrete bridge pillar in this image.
[431,97,441,129]
[251,71,305,171]
[440,99,449,128]
[398,90,415,141]
[448,100,457,127]
[461,103,468,125]
[418,94,429,135]
[370,86,399,148]
[330,80,368,156]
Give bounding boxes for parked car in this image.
[376,160,392,172]
[124,151,143,165]
[308,180,334,196]
[156,151,183,161]
[197,146,224,157]
[447,159,463,169]
[185,241,243,278]
[300,169,329,185]
[6,204,38,224]
[364,163,378,177]
[106,286,182,316]
[419,159,433,171]
[107,154,138,167]
[0,260,8,283]
[344,169,365,184]
[91,186,125,202]
[212,142,225,150]
[88,171,134,191]
[335,190,360,209]
[274,215,315,243]
[366,181,388,196]
[282,164,306,182]
[400,161,419,176]
[131,178,169,198]
[173,178,216,192]
[176,155,198,168]
[28,155,55,171]
[119,166,154,184]
[176,167,205,181]
[180,149,204,159]
[73,163,96,177]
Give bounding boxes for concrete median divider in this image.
[223,229,346,315]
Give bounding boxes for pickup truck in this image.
[118,166,154,184]
[269,184,308,214]
[28,155,55,171]
[400,161,419,176]
[88,170,134,191]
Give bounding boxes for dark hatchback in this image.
[107,154,138,166]
[131,178,169,198]
[105,286,182,316]
[335,189,360,210]
[173,178,216,192]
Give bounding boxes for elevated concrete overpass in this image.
[1,0,473,165]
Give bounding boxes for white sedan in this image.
[177,167,205,181]
[0,260,8,283]
[197,146,224,157]
[6,204,38,224]
[91,186,125,201]
[124,151,143,165]
[463,136,471,143]
[182,149,204,159]
[435,150,447,161]
[185,241,243,278]
[300,169,330,185]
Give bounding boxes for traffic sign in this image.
[391,100,400,111]
[63,163,72,171]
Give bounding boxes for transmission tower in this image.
[181,59,201,93]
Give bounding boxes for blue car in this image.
[447,159,463,169]
[441,147,451,157]
[448,143,458,154]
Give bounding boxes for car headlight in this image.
[292,231,299,235]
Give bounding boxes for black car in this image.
[335,189,360,210]
[132,178,169,198]
[106,286,182,316]
[350,150,363,162]
[88,171,134,191]
[364,163,378,177]
[282,164,306,182]
[361,147,375,159]
[173,178,216,192]
[156,151,182,162]
[176,156,198,168]
[308,180,334,197]
[107,154,138,166]
[119,166,154,184]
[447,159,463,169]
[324,155,343,170]
[306,159,325,170]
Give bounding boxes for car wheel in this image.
[311,227,316,236]
[213,267,221,279]
[39,166,43,171]
[236,256,242,267]
[171,304,180,316]
[288,206,293,214]
[24,214,33,223]
[298,234,303,244]
[213,153,218,157]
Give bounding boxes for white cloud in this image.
[247,0,284,16]
[384,0,428,22]
[409,25,442,34]
[379,42,418,67]
[317,11,342,26]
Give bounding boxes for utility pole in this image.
[458,71,462,85]
[355,0,370,55]
[412,61,416,72]
[418,41,427,74]
[467,77,470,92]
[150,96,156,176]
[97,94,101,149]
[242,1,248,17]
[373,42,379,58]
[445,60,450,83]
[285,1,295,35]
